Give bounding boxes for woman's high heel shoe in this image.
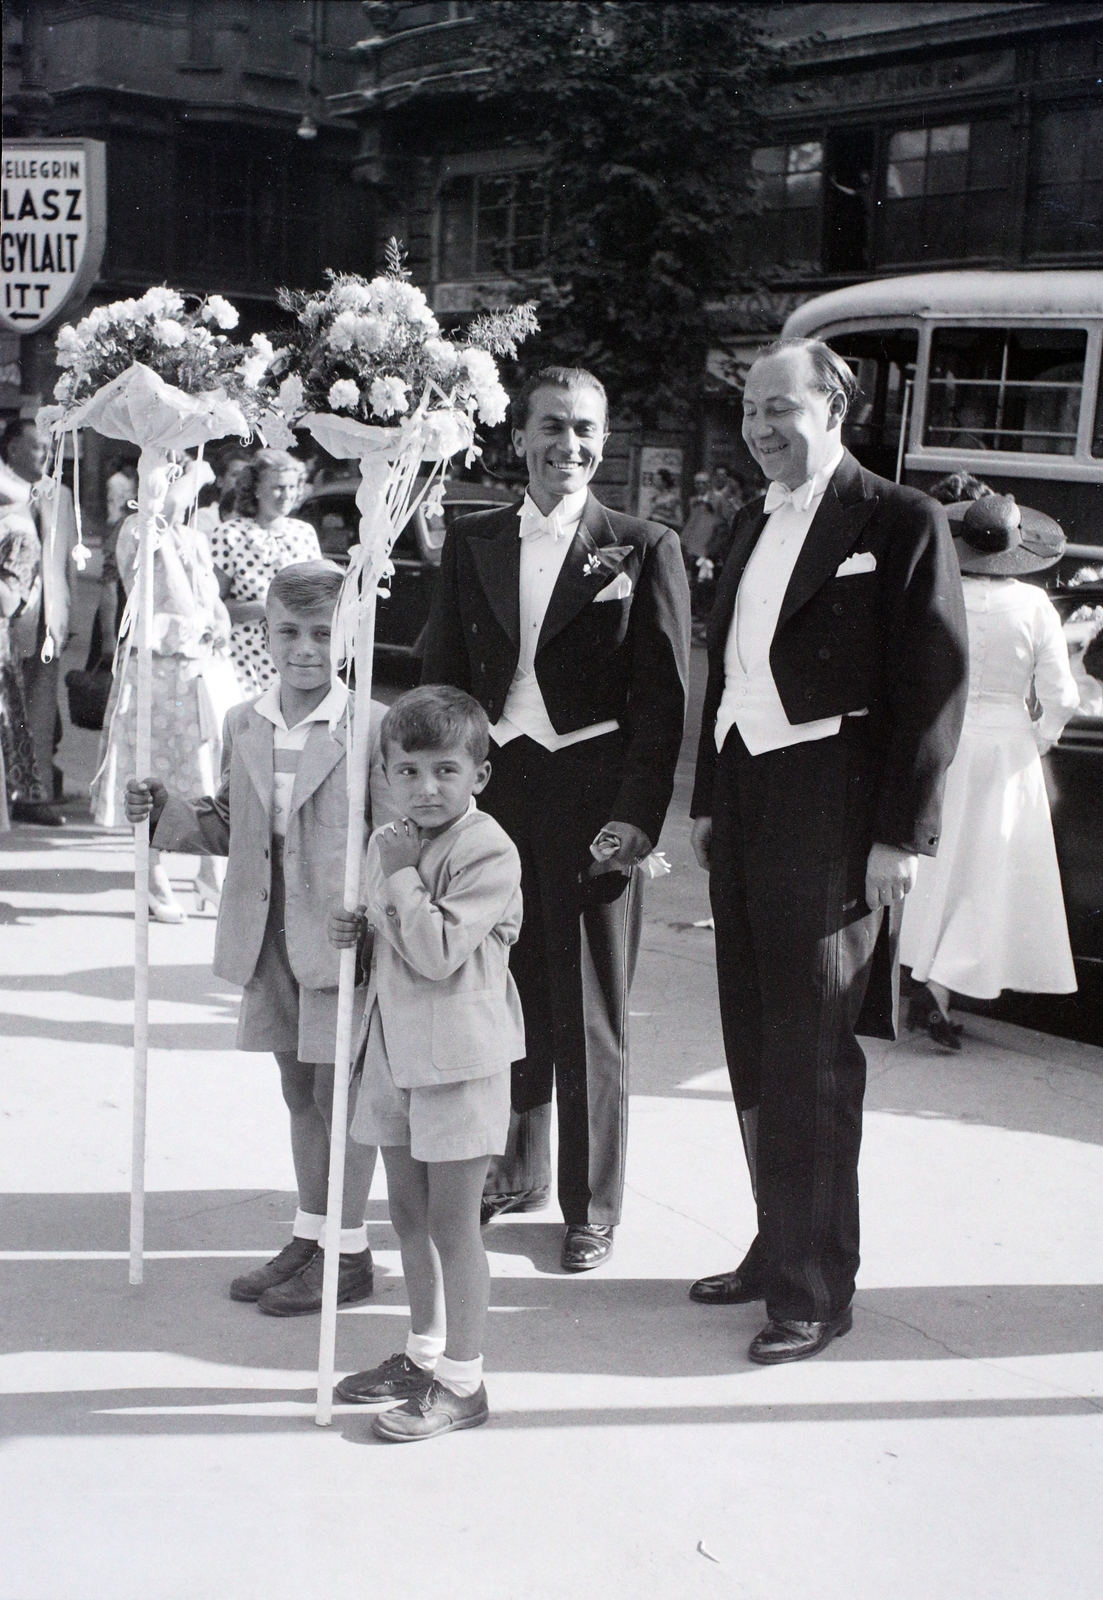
[148,894,187,924]
[194,881,220,915]
[927,1011,963,1051]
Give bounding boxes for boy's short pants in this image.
[350,1005,510,1163]
[237,840,365,1064]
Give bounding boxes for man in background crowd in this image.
[0,420,78,820]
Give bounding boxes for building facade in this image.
[333,0,1103,503]
[4,2,1102,512]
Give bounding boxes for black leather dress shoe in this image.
[689,1266,766,1305]
[480,1186,550,1227]
[747,1306,853,1365]
[229,1236,318,1302]
[560,1224,614,1272]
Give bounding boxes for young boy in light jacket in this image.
[329,684,524,1442]
[126,561,390,1315]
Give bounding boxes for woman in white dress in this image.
[207,450,321,697]
[901,494,1081,1047]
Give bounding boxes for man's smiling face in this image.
[741,348,844,491]
[512,384,607,513]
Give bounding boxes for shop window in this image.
[880,121,1014,264]
[924,326,1087,456]
[748,141,823,266]
[438,171,548,281]
[1027,102,1103,258]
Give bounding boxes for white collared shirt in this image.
[254,680,348,837]
[715,448,845,757]
[490,489,620,751]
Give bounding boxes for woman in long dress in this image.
[207,450,320,697]
[901,494,1081,1047]
[93,464,240,921]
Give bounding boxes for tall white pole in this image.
[129,447,166,1285]
[316,586,377,1425]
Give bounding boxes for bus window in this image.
[1093,357,1103,458]
[924,326,1086,455]
[825,329,918,479]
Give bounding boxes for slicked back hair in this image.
[756,338,860,418]
[510,366,609,432]
[265,560,344,616]
[381,684,490,765]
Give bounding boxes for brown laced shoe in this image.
[256,1248,374,1317]
[335,1352,435,1405]
[372,1380,489,1442]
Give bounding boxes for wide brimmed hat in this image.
[945,494,1065,577]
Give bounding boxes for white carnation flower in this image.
[330,281,374,315]
[474,378,509,428]
[277,374,305,418]
[328,378,360,411]
[327,310,358,353]
[239,332,274,388]
[424,337,459,373]
[352,315,386,354]
[139,287,185,319]
[202,294,239,330]
[369,375,409,419]
[55,326,83,367]
[153,319,187,348]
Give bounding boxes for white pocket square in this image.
[593,571,633,602]
[835,550,877,577]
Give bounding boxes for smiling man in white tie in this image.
[422,367,690,1271]
[688,340,968,1361]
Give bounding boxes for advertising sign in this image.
[1,139,106,336]
[637,445,684,526]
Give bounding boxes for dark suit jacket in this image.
[690,450,968,857]
[422,492,691,847]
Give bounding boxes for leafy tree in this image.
[467,1,771,425]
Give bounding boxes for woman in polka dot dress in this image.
[208,450,322,698]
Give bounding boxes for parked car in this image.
[297,477,515,661]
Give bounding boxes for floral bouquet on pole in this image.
[255,240,538,1424]
[37,287,265,1288]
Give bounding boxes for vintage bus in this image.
[783,272,1103,972]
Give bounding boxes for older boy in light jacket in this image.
[127,561,392,1314]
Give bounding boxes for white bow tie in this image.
[764,477,818,515]
[518,502,569,542]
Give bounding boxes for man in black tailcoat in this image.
[689,339,968,1361]
[422,366,690,1271]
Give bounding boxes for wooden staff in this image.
[129,447,168,1285]
[316,586,377,1425]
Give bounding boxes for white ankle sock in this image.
[434,1353,483,1397]
[293,1209,325,1241]
[338,1224,368,1254]
[406,1331,446,1372]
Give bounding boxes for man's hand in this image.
[329,904,369,949]
[125,776,168,829]
[864,841,919,910]
[587,820,651,877]
[377,816,422,876]
[691,816,713,871]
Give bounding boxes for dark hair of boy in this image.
[265,560,345,614]
[381,684,490,764]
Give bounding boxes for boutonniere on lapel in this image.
[582,544,633,579]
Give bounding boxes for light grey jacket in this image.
[362,805,525,1087]
[153,696,392,991]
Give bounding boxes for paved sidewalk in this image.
[2,804,1102,1599]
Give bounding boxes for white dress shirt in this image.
[715,448,845,757]
[254,680,348,837]
[490,489,620,751]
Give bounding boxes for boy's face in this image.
[264,595,334,693]
[384,740,490,835]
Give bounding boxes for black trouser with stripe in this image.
[479,733,642,1227]
[708,720,883,1322]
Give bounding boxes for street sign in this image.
[1,138,106,336]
